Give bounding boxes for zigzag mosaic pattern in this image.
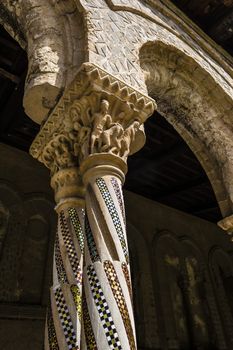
[54,287,78,350]
[82,290,98,350]
[110,177,126,225]
[60,211,82,285]
[47,303,59,350]
[87,265,122,350]
[104,261,136,350]
[122,262,133,301]
[68,208,85,254]
[96,177,129,263]
[85,215,100,263]
[55,232,68,284]
[70,284,82,321]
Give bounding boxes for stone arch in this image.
[139,41,233,218]
[0,0,86,124]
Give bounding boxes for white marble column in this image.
[43,164,85,350]
[80,155,135,349]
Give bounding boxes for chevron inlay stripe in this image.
[104,261,136,350]
[60,211,82,285]
[96,178,129,263]
[82,290,98,350]
[68,208,85,254]
[87,265,122,350]
[85,215,100,263]
[110,177,126,225]
[121,262,133,301]
[55,231,68,284]
[54,287,79,350]
[47,303,59,350]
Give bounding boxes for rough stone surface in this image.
[0,1,233,348]
[1,0,232,218]
[0,0,86,123]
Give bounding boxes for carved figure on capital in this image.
[91,99,113,153]
[64,100,93,159]
[90,98,143,160]
[121,119,141,159]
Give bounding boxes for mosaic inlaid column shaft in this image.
[45,206,85,350]
[80,155,136,350]
[42,166,86,350]
[29,63,156,350]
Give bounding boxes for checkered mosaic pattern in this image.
[87,265,122,350]
[47,303,59,350]
[82,290,98,350]
[121,262,133,301]
[85,215,100,263]
[70,284,82,321]
[110,177,126,226]
[55,231,68,284]
[68,208,85,254]
[96,178,129,263]
[60,211,82,285]
[54,287,78,350]
[104,261,136,350]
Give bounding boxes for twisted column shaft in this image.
[29,63,155,350]
[80,157,136,350]
[45,206,85,350]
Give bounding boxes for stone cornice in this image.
[30,62,155,162]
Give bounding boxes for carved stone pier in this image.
[30,63,155,350]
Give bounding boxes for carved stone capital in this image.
[30,62,155,158]
[51,167,85,211]
[30,63,155,197]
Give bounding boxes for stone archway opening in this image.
[126,110,222,222]
[0,25,39,151]
[125,40,233,223]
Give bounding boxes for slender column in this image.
[41,142,86,349]
[45,202,85,350]
[30,63,155,350]
[80,155,135,349]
